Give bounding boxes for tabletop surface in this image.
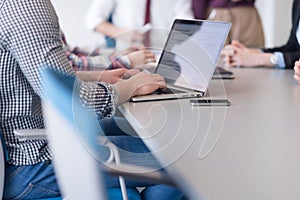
[119,68,300,200]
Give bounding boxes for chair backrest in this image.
[41,68,108,200]
[0,130,6,199]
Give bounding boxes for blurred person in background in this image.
[192,0,264,48]
[85,0,194,53]
[61,31,156,73]
[222,0,300,69]
[85,0,194,39]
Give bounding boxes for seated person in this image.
[222,0,300,69]
[192,0,264,48]
[0,1,186,199]
[85,0,194,50]
[61,31,156,71]
[85,0,194,38]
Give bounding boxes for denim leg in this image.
[107,135,162,169]
[3,161,60,200]
[4,137,186,200]
[141,184,188,200]
[104,135,187,200]
[99,117,138,136]
[104,135,161,188]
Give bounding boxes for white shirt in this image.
[296,19,300,45]
[85,0,194,31]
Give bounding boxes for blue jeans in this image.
[4,117,187,200]
[99,117,187,200]
[98,116,138,136]
[4,161,185,200]
[4,161,60,200]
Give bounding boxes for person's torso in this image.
[112,0,192,29]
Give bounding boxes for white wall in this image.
[256,0,293,48]
[52,0,294,48]
[51,0,104,47]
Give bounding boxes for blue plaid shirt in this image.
[0,0,116,165]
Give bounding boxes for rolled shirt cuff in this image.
[273,52,285,69]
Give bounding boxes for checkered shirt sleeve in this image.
[0,0,116,165]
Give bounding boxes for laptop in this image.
[213,67,234,79]
[130,19,231,102]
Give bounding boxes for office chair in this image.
[10,127,143,200]
[40,67,176,200]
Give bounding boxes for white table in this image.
[119,68,300,200]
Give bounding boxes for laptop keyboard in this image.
[153,87,186,95]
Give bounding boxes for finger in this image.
[127,69,140,74]
[147,81,166,91]
[223,46,237,56]
[144,53,155,59]
[231,40,245,49]
[152,76,165,83]
[145,52,156,59]
[114,68,128,75]
[294,74,300,82]
[229,60,240,67]
[149,73,164,80]
[222,56,232,67]
[137,46,146,51]
[145,57,156,63]
[124,69,140,78]
[126,46,140,52]
[111,70,128,79]
[295,66,300,73]
[140,74,165,84]
[220,49,229,57]
[135,79,165,90]
[140,63,156,70]
[229,45,241,54]
[144,51,156,59]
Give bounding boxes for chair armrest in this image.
[13,130,177,188]
[14,129,47,141]
[103,163,177,187]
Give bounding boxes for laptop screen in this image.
[155,19,230,92]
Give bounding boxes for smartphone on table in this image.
[190,99,231,106]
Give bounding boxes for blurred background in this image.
[51,0,294,49]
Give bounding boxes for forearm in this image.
[256,53,275,67]
[95,21,126,37]
[67,51,109,70]
[113,79,136,105]
[76,71,104,82]
[79,80,116,117]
